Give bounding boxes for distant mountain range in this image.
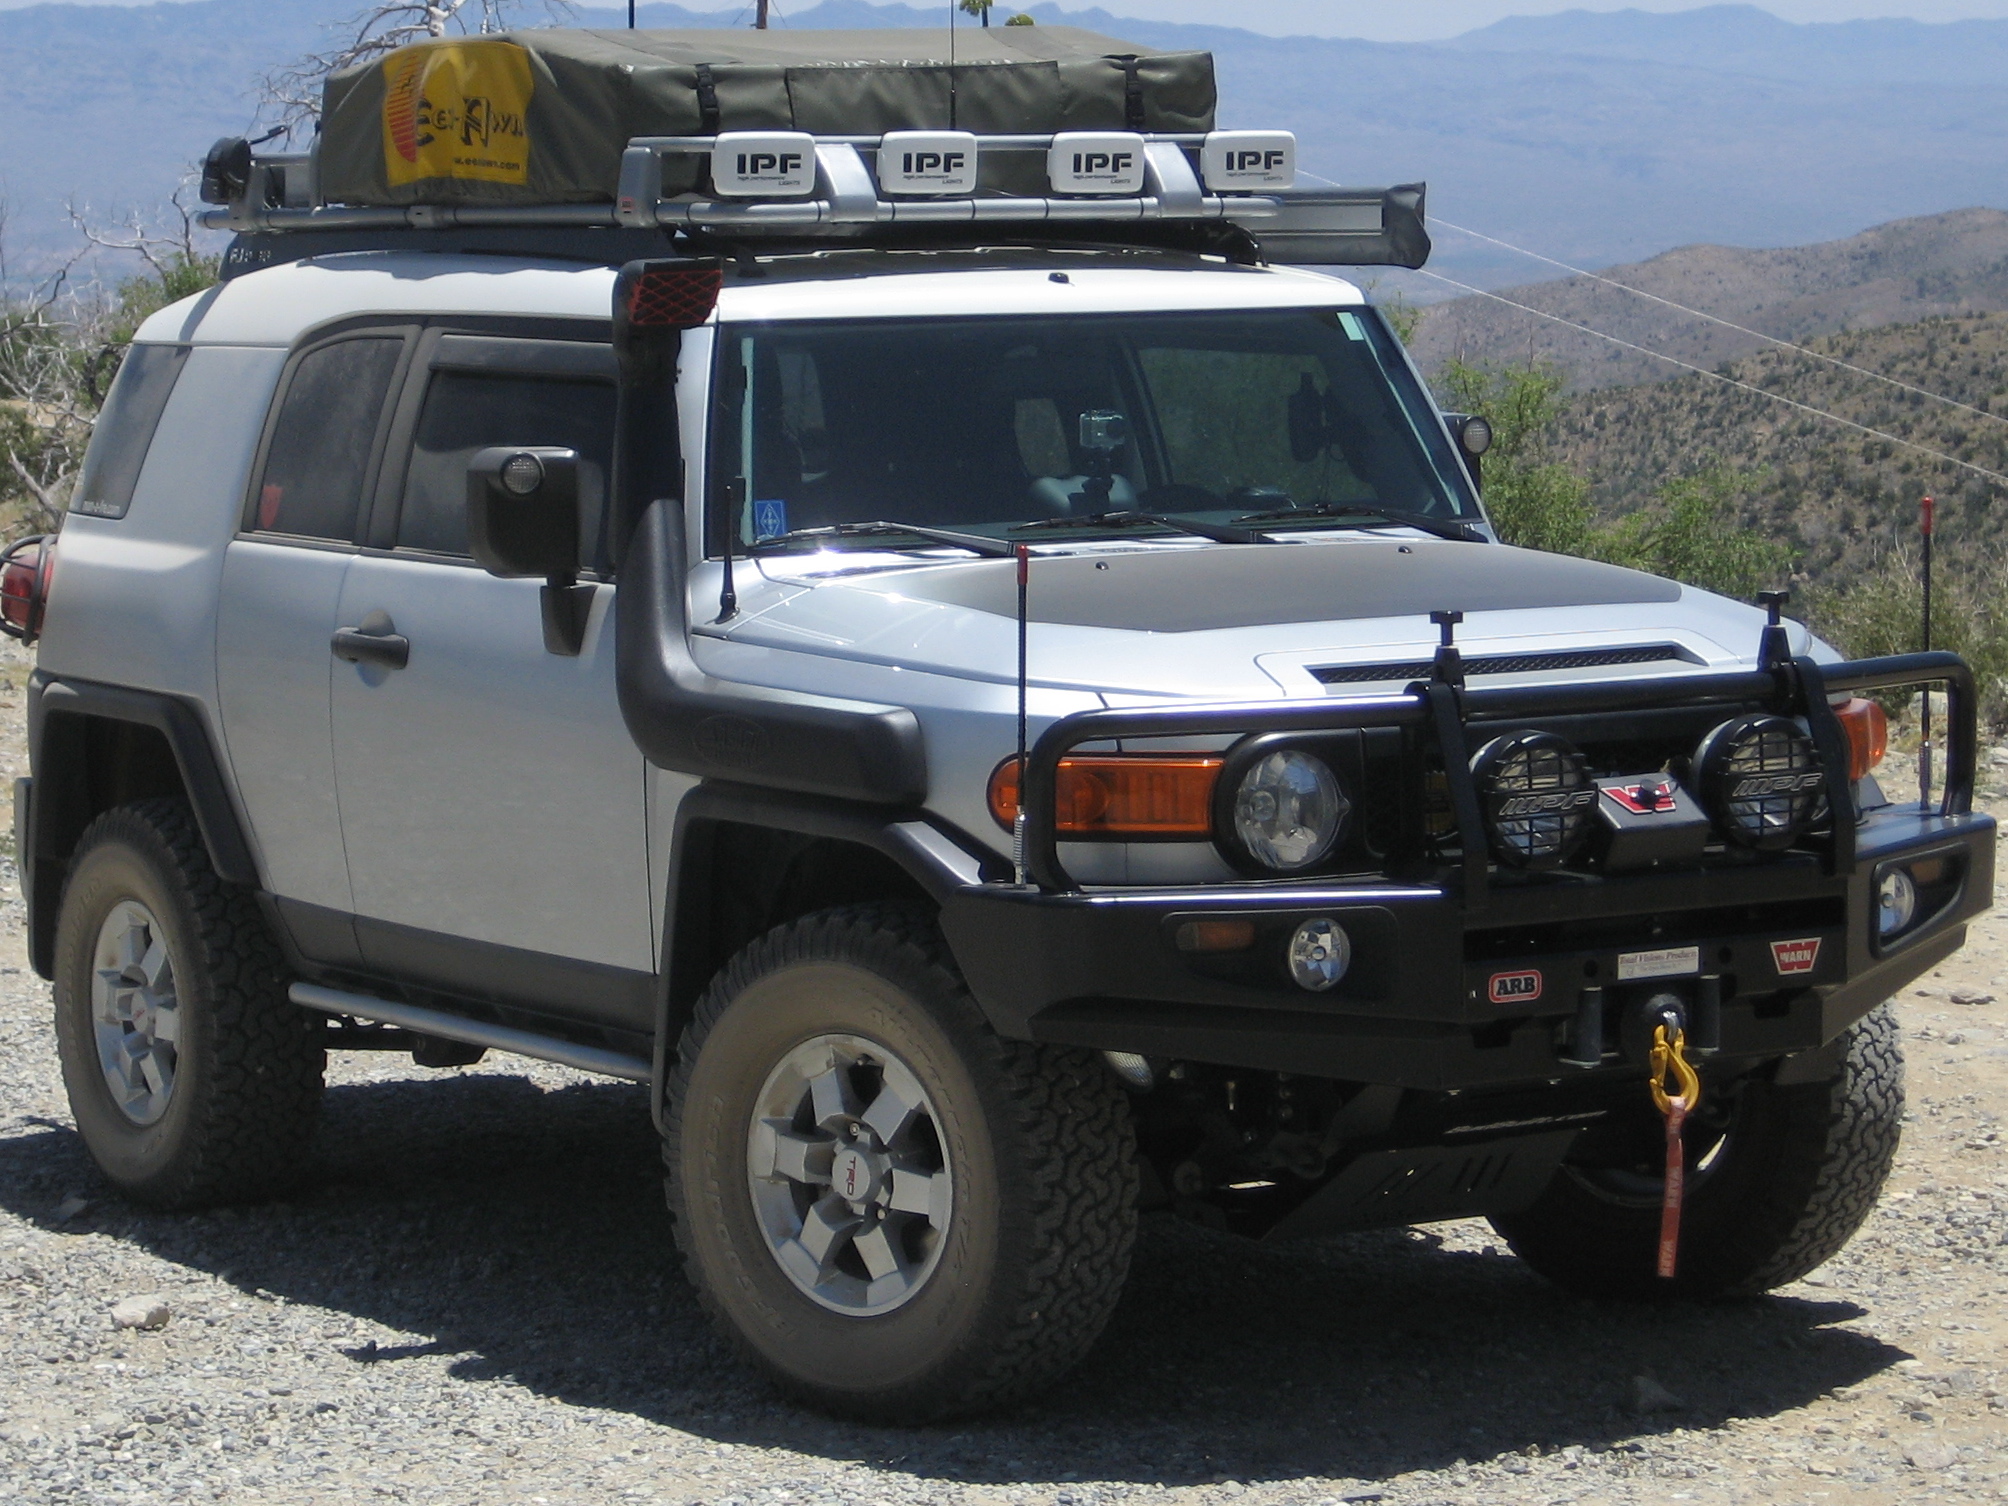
[1,0,2004,298]
[1408,207,2008,387]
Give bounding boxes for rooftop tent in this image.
[319,26,1217,207]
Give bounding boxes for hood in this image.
[708,536,1798,699]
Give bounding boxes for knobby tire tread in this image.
[1732,1001,1904,1293]
[63,799,324,1208]
[665,903,1137,1421]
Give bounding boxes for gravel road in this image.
[1,636,2003,1506]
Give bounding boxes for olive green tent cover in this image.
[321,26,1216,207]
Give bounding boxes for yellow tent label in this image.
[382,40,533,187]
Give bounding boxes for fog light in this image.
[1878,868,1918,938]
[1287,918,1351,992]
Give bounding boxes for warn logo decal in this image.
[1603,781,1677,815]
[1488,969,1544,1005]
[1771,937,1822,975]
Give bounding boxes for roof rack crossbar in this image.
[197,133,1430,268]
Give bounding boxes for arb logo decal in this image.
[1488,969,1543,1004]
[1771,937,1822,975]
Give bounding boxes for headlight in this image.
[1877,868,1918,938]
[1694,713,1825,850]
[1469,729,1597,869]
[1230,749,1349,871]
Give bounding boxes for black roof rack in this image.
[201,132,1429,275]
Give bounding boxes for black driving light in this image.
[1469,730,1597,869]
[1693,713,1825,850]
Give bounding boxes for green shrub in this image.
[1804,547,2008,733]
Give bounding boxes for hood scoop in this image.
[1311,643,1690,686]
[882,538,1681,634]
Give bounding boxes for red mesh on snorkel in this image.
[623,263,724,328]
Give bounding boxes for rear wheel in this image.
[52,800,324,1208]
[1491,1003,1903,1298]
[665,905,1137,1421]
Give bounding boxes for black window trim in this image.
[69,341,194,522]
[241,325,420,548]
[369,317,617,570]
[243,312,613,554]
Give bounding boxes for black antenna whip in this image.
[1920,494,1935,808]
[1013,543,1030,885]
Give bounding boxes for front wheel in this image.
[665,905,1137,1422]
[1491,1003,1903,1299]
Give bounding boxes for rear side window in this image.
[252,337,403,541]
[70,344,189,519]
[396,371,616,564]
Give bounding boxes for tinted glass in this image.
[398,371,616,562]
[707,307,1476,552]
[70,344,189,519]
[254,338,402,541]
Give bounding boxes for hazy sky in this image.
[9,0,2008,34]
[1089,0,2008,36]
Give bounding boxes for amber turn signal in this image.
[988,754,1224,836]
[1834,697,1889,782]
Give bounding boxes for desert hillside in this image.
[1410,209,2008,390]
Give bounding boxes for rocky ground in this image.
[0,636,2003,1506]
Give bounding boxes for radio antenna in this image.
[948,0,958,129]
[1013,543,1030,886]
[1919,495,1934,808]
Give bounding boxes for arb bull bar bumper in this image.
[941,650,1994,1088]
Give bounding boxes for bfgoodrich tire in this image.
[665,905,1137,1422]
[1491,1003,1903,1299]
[52,800,324,1209]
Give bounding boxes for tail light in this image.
[989,754,1223,836]
[0,535,54,644]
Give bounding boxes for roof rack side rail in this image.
[196,131,1431,269]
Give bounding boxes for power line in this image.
[1296,170,2006,432]
[1429,216,2008,429]
[1412,267,2008,491]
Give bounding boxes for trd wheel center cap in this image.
[830,1145,884,1208]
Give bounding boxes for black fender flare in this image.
[24,673,259,977]
[647,779,997,1130]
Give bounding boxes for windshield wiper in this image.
[1008,510,1275,545]
[1230,502,1486,543]
[744,519,1016,559]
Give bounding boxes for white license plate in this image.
[1617,945,1700,981]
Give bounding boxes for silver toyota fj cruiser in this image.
[14,26,1993,1423]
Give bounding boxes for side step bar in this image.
[289,982,651,1083]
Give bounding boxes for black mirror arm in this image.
[541,574,595,657]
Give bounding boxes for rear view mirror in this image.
[468,446,580,578]
[467,446,593,656]
[1287,373,1329,464]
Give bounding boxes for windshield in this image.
[706,306,1480,555]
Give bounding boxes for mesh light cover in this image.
[1694,713,1825,850]
[1470,729,1597,869]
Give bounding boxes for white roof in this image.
[135,251,1366,347]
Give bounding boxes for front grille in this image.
[1311,644,1686,686]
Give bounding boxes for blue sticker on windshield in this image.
[753,499,789,541]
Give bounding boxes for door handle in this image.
[332,612,410,670]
